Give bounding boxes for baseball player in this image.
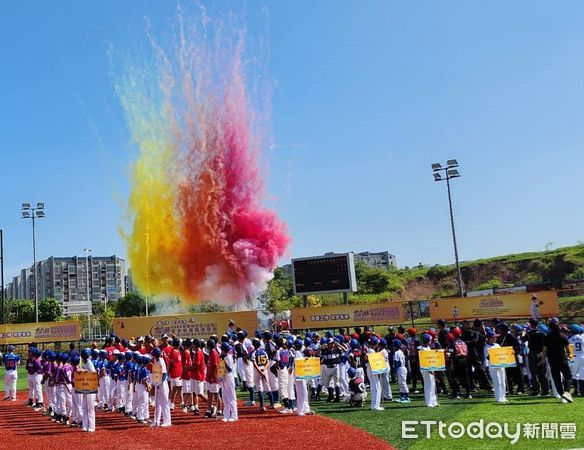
[135,354,151,424]
[419,334,438,407]
[569,324,584,396]
[292,338,314,416]
[26,347,44,410]
[168,337,183,411]
[320,337,344,403]
[219,342,238,422]
[393,339,410,403]
[115,352,128,413]
[484,327,508,403]
[378,339,393,401]
[205,339,220,418]
[347,367,366,407]
[150,347,171,427]
[96,349,110,410]
[191,339,208,415]
[250,338,273,411]
[180,338,194,412]
[108,350,121,412]
[79,348,96,432]
[69,355,83,427]
[3,345,20,401]
[262,331,280,408]
[366,335,383,411]
[276,337,293,412]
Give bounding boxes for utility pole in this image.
[1,229,4,324]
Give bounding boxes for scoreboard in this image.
[292,253,357,295]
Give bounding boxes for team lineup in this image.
[2,316,583,434]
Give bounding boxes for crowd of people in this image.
[2,316,583,432]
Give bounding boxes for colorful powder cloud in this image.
[117,10,289,305]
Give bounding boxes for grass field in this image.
[2,366,582,449]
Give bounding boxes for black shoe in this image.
[26,399,33,407]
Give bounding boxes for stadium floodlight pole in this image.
[0,229,4,324]
[21,202,45,322]
[431,160,464,297]
[84,248,92,341]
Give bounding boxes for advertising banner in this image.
[291,302,404,330]
[74,371,98,394]
[488,346,517,368]
[0,320,80,345]
[368,352,388,374]
[419,350,446,371]
[113,311,258,340]
[429,291,559,321]
[295,357,321,380]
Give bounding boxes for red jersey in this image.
[191,349,205,381]
[181,349,192,380]
[205,349,219,384]
[104,346,116,362]
[169,348,183,379]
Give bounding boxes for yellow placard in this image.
[295,357,321,380]
[368,352,388,375]
[0,320,80,345]
[74,371,98,394]
[429,292,559,321]
[568,344,575,360]
[488,346,517,368]
[113,311,258,340]
[218,360,226,380]
[419,350,446,371]
[291,302,404,330]
[151,363,162,385]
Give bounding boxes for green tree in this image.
[6,299,35,323]
[38,297,63,322]
[259,267,295,315]
[115,292,151,317]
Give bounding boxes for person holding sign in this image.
[568,324,584,396]
[79,349,97,432]
[366,336,383,411]
[419,334,439,408]
[484,328,508,403]
[293,339,314,416]
[219,342,238,422]
[150,348,171,427]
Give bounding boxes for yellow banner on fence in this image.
[0,320,80,345]
[419,350,446,371]
[151,363,162,385]
[488,346,517,368]
[291,302,404,330]
[429,291,559,321]
[295,357,321,380]
[74,371,98,394]
[368,352,388,375]
[113,311,258,340]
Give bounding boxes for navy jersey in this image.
[251,349,269,368]
[4,353,20,370]
[321,348,342,367]
[277,349,291,369]
[136,366,150,384]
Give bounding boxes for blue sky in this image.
[1,1,584,281]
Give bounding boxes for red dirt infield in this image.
[0,395,394,450]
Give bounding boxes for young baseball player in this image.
[79,349,96,432]
[135,354,151,424]
[250,338,274,411]
[69,355,83,427]
[108,350,121,412]
[293,338,314,416]
[180,338,194,412]
[237,332,256,407]
[484,327,508,403]
[150,348,171,427]
[378,339,393,401]
[97,349,110,410]
[115,352,128,413]
[419,334,439,407]
[3,345,20,401]
[168,337,183,411]
[262,331,280,408]
[347,367,366,407]
[54,352,73,424]
[321,337,344,403]
[123,351,135,416]
[43,351,57,417]
[191,339,208,415]
[569,324,584,396]
[205,339,220,418]
[219,342,238,422]
[366,335,383,411]
[393,339,410,403]
[26,347,44,410]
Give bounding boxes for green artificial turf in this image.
[312,391,584,449]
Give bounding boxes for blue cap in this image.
[220,342,232,353]
[325,331,333,338]
[70,355,80,366]
[7,345,15,352]
[370,335,379,346]
[422,333,432,343]
[151,347,161,358]
[379,338,387,347]
[538,324,549,334]
[392,339,402,348]
[295,339,304,348]
[348,367,357,378]
[350,339,359,349]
